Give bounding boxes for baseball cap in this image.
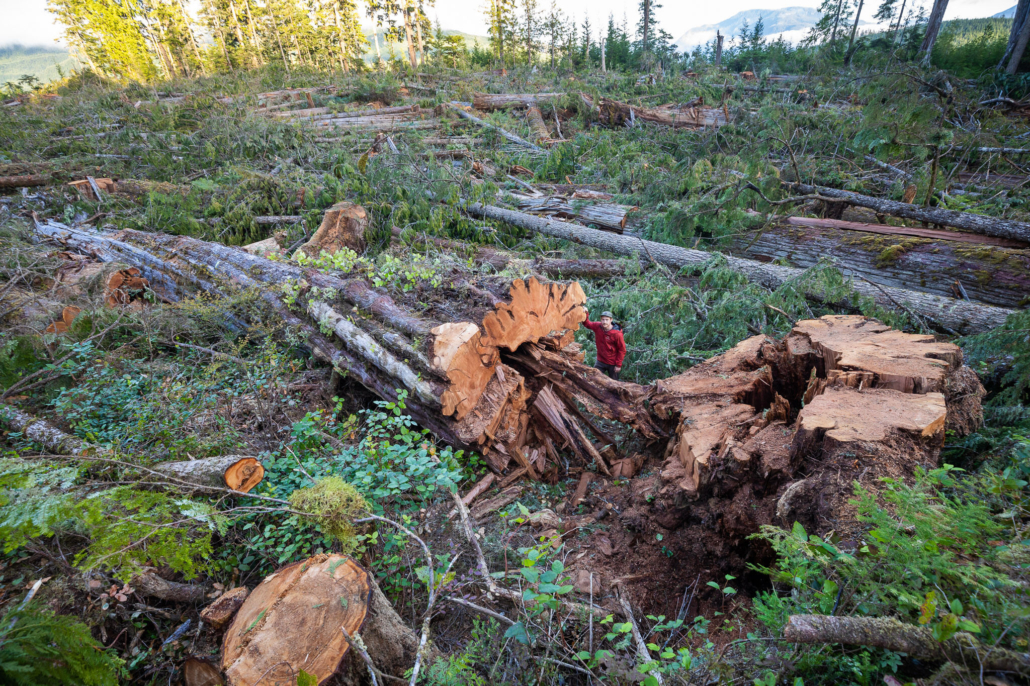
[601,311,614,318]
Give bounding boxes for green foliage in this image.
[288,476,367,549]
[962,309,1030,409]
[0,604,124,685]
[752,466,1028,666]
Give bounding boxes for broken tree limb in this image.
[153,456,264,493]
[462,202,1013,334]
[472,93,563,110]
[448,104,544,152]
[783,615,1030,675]
[788,182,1030,244]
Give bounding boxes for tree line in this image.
[41,0,1030,82]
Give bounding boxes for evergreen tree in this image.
[542,0,566,68]
[580,14,593,64]
[521,0,540,65]
[47,0,159,80]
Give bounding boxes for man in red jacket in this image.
[583,309,626,379]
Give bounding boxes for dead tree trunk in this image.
[153,456,264,492]
[918,0,950,63]
[462,202,1014,334]
[788,182,1030,243]
[512,193,636,233]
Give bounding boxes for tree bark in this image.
[462,202,1014,334]
[133,570,210,604]
[918,0,950,62]
[1006,6,1030,74]
[788,182,1030,243]
[844,0,866,65]
[512,193,636,233]
[0,175,46,188]
[784,615,1030,674]
[448,104,544,151]
[1000,0,1030,68]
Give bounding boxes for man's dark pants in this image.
[596,362,620,380]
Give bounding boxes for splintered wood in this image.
[652,314,980,506]
[222,555,371,685]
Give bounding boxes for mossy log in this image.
[734,222,1030,309]
[784,615,1030,675]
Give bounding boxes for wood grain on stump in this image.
[299,201,367,256]
[222,554,371,686]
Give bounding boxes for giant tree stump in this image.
[299,201,368,256]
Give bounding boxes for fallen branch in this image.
[448,104,544,152]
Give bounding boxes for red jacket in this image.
[584,319,626,367]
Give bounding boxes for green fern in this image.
[0,606,123,685]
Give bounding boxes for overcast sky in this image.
[3,0,1016,49]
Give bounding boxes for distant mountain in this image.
[993,5,1017,18]
[0,44,78,86]
[674,6,879,51]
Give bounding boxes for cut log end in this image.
[222,554,371,686]
[224,458,264,493]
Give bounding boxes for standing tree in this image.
[917,0,949,64]
[999,0,1029,69]
[843,0,867,65]
[47,0,159,80]
[521,0,540,65]
[542,0,565,68]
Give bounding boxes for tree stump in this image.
[299,201,367,257]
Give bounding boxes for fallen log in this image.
[448,104,544,152]
[783,615,1030,675]
[252,215,303,226]
[133,570,210,604]
[526,105,552,144]
[598,98,730,129]
[512,193,637,233]
[34,220,655,481]
[0,174,46,188]
[472,93,563,110]
[0,404,90,454]
[200,586,250,629]
[780,215,1027,248]
[274,104,416,120]
[788,182,1030,244]
[733,222,1030,309]
[153,456,264,493]
[462,202,1014,334]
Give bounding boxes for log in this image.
[513,194,637,234]
[783,615,1030,675]
[448,104,544,152]
[298,201,367,256]
[526,105,552,143]
[472,93,563,110]
[0,404,90,454]
[462,202,1014,334]
[221,555,372,685]
[0,175,46,188]
[789,182,1030,244]
[133,570,210,603]
[733,223,1030,309]
[274,104,417,120]
[252,215,303,226]
[153,456,265,493]
[598,98,729,129]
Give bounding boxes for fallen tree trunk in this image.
[274,104,417,121]
[512,193,637,233]
[789,182,1030,244]
[463,202,1014,334]
[34,220,656,481]
[472,93,563,110]
[783,615,1030,675]
[0,175,47,188]
[153,456,264,493]
[734,222,1030,309]
[598,98,730,129]
[132,570,210,604]
[0,404,90,454]
[526,105,552,144]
